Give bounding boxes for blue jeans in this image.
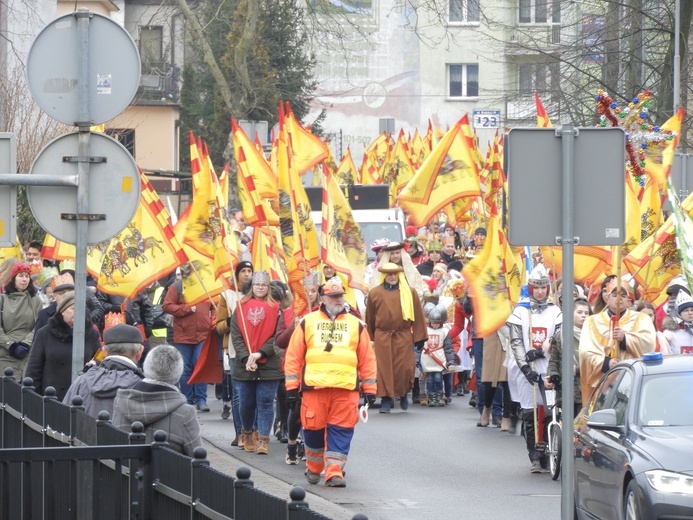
[228,359,242,437]
[426,372,443,394]
[236,379,280,437]
[174,341,207,405]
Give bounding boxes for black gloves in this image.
[365,394,377,407]
[521,365,540,385]
[414,340,426,351]
[9,342,30,360]
[286,388,299,411]
[525,348,545,363]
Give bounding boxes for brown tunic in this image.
[481,326,509,386]
[365,284,428,398]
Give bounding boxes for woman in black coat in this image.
[25,291,101,401]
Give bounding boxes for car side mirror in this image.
[587,408,625,433]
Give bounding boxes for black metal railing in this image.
[0,370,364,520]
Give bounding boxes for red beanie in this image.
[10,262,31,280]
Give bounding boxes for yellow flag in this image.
[335,147,358,186]
[539,245,612,285]
[639,175,663,241]
[365,132,391,179]
[251,226,287,283]
[409,129,427,169]
[644,108,684,190]
[232,119,277,198]
[398,115,481,226]
[384,130,416,206]
[0,239,23,262]
[359,152,382,185]
[462,207,521,337]
[174,207,225,305]
[320,163,368,292]
[624,191,693,305]
[278,113,320,316]
[94,171,186,298]
[283,102,328,175]
[623,170,642,253]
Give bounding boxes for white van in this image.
[310,207,406,263]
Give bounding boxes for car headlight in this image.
[645,470,693,495]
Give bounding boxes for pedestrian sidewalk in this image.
[197,391,356,520]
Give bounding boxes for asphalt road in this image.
[197,389,562,520]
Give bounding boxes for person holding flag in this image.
[506,263,562,474]
[579,277,655,404]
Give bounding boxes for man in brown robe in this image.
[365,262,427,413]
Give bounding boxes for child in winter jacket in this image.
[418,304,455,407]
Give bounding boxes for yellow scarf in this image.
[380,272,415,322]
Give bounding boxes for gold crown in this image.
[104,311,126,330]
[59,259,76,272]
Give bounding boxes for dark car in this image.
[573,352,693,520]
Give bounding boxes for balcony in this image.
[135,61,180,104]
[506,25,562,56]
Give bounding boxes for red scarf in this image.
[237,298,279,362]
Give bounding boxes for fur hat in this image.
[676,289,693,314]
[378,262,404,274]
[382,241,405,252]
[56,290,75,314]
[143,345,184,385]
[104,323,143,345]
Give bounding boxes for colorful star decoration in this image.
[595,89,677,186]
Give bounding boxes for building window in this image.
[139,26,163,65]
[106,129,136,158]
[518,0,559,24]
[448,64,479,98]
[449,0,480,23]
[518,63,560,99]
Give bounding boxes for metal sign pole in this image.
[559,124,576,520]
[71,10,92,381]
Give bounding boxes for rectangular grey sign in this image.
[506,127,625,246]
[0,133,17,247]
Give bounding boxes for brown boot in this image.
[243,430,256,452]
[237,432,245,450]
[420,394,429,406]
[500,417,510,431]
[255,435,269,455]
[477,406,491,427]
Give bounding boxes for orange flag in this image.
[536,92,552,128]
[539,245,612,285]
[397,114,481,226]
[639,175,663,241]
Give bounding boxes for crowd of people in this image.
[0,219,686,483]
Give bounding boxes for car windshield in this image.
[314,221,403,263]
[638,372,693,427]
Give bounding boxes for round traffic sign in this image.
[26,11,140,126]
[28,132,141,244]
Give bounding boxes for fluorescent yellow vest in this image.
[302,311,361,391]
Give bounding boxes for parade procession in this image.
[2,1,693,519]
